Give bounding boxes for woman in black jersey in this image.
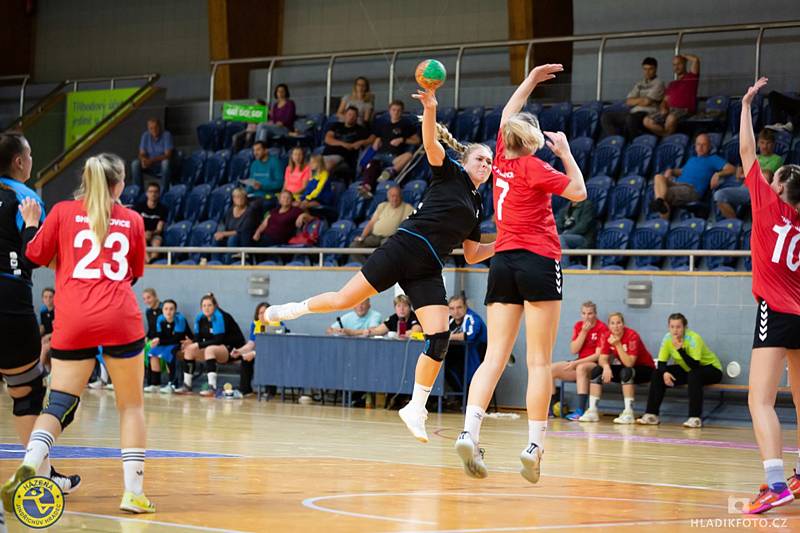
[268,87,495,442]
[0,132,80,495]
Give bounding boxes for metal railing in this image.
[148,246,750,272]
[0,74,30,117]
[63,73,159,92]
[208,20,800,119]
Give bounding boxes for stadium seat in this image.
[436,107,457,130]
[661,133,689,149]
[161,184,188,223]
[524,102,543,117]
[179,150,207,187]
[596,219,634,269]
[479,182,493,220]
[664,217,705,270]
[479,219,496,234]
[569,137,594,176]
[727,96,761,135]
[207,183,236,223]
[742,227,752,271]
[621,144,653,177]
[402,179,428,206]
[319,219,356,266]
[183,184,212,223]
[482,106,503,141]
[120,184,140,207]
[684,95,729,133]
[163,220,192,248]
[366,180,396,218]
[652,143,686,175]
[772,130,792,159]
[590,144,622,178]
[200,151,228,188]
[631,134,658,149]
[630,219,670,269]
[223,122,246,150]
[188,220,218,263]
[196,122,219,151]
[538,102,572,135]
[535,145,557,167]
[790,140,800,165]
[597,135,625,150]
[570,105,600,140]
[228,150,253,183]
[607,175,645,220]
[602,100,628,114]
[721,135,741,166]
[338,183,369,222]
[702,218,743,271]
[552,194,569,217]
[453,106,484,143]
[585,175,613,218]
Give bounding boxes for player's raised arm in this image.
[411,89,445,166]
[740,77,768,176]
[544,131,586,202]
[501,64,564,127]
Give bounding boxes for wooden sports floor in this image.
[1,391,799,532]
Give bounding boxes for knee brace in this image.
[590,365,604,384]
[4,363,47,417]
[423,331,450,362]
[42,390,81,430]
[205,359,217,373]
[620,366,636,385]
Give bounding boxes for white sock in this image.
[37,455,51,477]
[588,395,599,410]
[410,383,431,411]
[464,405,485,443]
[23,429,54,471]
[528,420,547,450]
[121,448,145,495]
[208,372,218,389]
[100,364,109,383]
[184,372,193,388]
[271,300,311,321]
[624,397,635,411]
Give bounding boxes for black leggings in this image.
[645,364,722,418]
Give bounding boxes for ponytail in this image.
[78,153,125,243]
[420,117,492,165]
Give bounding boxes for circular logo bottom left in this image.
[13,476,64,529]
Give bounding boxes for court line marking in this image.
[64,510,248,532]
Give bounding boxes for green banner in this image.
[222,102,268,123]
[64,88,137,148]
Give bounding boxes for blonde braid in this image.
[417,115,467,155]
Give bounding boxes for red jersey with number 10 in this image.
[492,131,571,259]
[746,162,800,316]
[25,200,146,350]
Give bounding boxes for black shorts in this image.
[607,364,653,384]
[485,249,563,305]
[0,312,41,370]
[752,299,800,350]
[51,338,146,361]
[361,230,447,310]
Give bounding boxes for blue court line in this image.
[0,443,239,460]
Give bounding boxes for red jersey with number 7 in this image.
[746,162,800,315]
[492,131,571,259]
[25,200,146,350]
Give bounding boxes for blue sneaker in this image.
[565,408,584,421]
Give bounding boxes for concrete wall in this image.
[31,266,761,408]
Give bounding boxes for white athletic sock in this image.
[23,429,54,471]
[624,397,635,411]
[763,458,785,488]
[121,448,145,495]
[208,372,218,389]
[183,372,193,388]
[37,455,51,477]
[528,420,547,450]
[588,395,600,410]
[269,300,311,321]
[410,383,431,411]
[464,405,485,443]
[100,363,109,383]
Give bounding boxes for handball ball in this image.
[416,59,446,91]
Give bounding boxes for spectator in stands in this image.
[326,299,383,336]
[579,312,654,424]
[649,133,735,219]
[637,313,722,428]
[322,106,375,174]
[131,118,174,191]
[284,147,311,197]
[133,182,168,263]
[39,287,55,369]
[447,295,488,391]
[246,141,284,202]
[550,301,609,420]
[337,76,375,125]
[145,299,193,393]
[643,54,701,136]
[142,288,162,342]
[231,98,267,153]
[600,57,665,139]
[231,302,281,397]
[252,190,312,246]
[349,185,413,261]
[715,129,784,219]
[295,155,334,210]
[360,100,421,193]
[555,198,596,251]
[265,84,297,141]
[214,188,257,254]
[178,293,246,396]
[366,294,422,337]
[766,90,800,132]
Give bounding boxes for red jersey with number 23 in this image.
[25,200,146,350]
[746,162,800,315]
[492,131,571,259]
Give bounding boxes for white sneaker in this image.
[455,431,488,479]
[159,384,175,394]
[398,404,428,443]
[579,407,599,422]
[104,383,114,391]
[613,409,635,424]
[636,413,660,425]
[88,380,103,389]
[266,302,306,322]
[143,385,159,393]
[682,417,702,428]
[519,443,543,484]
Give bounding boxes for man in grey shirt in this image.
[601,57,665,139]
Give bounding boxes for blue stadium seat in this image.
[161,184,188,223]
[597,135,625,150]
[585,175,613,219]
[524,102,543,117]
[661,133,689,149]
[703,219,743,271]
[552,194,569,217]
[631,134,658,149]
[790,140,800,165]
[120,184,140,207]
[721,135,741,166]
[180,150,207,187]
[727,96,761,135]
[482,106,503,141]
[338,183,368,222]
[538,102,571,135]
[603,100,628,114]
[200,151,228,188]
[630,219,670,269]
[652,143,686,175]
[607,175,645,220]
[569,137,594,176]
[535,145,557,167]
[286,257,311,267]
[621,144,653,177]
[664,217,705,270]
[436,107,457,130]
[479,219,496,234]
[570,105,599,140]
[178,259,197,266]
[328,180,347,213]
[188,220,217,263]
[453,106,483,143]
[742,227,752,271]
[596,219,633,269]
[207,183,236,223]
[163,220,192,247]
[182,184,212,223]
[402,179,428,206]
[366,180,396,218]
[479,182,493,220]
[223,122,246,150]
[320,219,356,266]
[229,150,253,183]
[196,122,218,151]
[705,95,730,116]
[590,144,622,178]
[772,130,792,159]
